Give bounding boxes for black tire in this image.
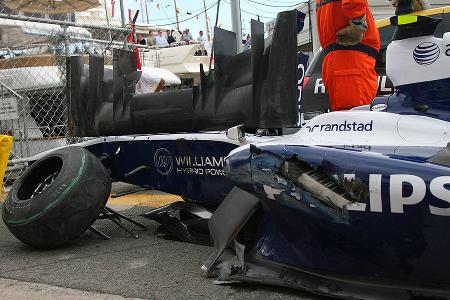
[2,146,111,249]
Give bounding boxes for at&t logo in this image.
[413,42,440,65]
[154,148,173,175]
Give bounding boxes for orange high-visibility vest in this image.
[316,0,381,111]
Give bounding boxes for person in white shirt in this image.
[196,30,208,55]
[148,31,156,46]
[181,30,189,43]
[185,28,193,40]
[155,30,168,46]
[197,30,206,43]
[135,67,166,94]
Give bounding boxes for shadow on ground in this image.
[0,203,325,300]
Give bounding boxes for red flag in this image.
[111,0,115,17]
[127,20,142,70]
[128,8,132,21]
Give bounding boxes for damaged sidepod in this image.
[203,141,450,299]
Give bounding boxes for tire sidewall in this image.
[2,146,111,248]
[3,146,88,226]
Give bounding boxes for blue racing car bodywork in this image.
[85,136,238,208]
[201,12,450,298]
[228,143,450,283]
[66,133,275,208]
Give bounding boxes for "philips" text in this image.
[346,174,450,216]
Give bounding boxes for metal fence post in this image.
[119,0,127,49]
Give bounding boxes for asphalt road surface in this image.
[0,185,325,300]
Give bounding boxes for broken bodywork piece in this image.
[67,10,301,137]
[142,201,212,246]
[280,156,370,209]
[279,158,354,210]
[202,187,260,273]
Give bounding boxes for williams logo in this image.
[413,42,440,65]
[154,148,173,175]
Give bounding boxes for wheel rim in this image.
[31,171,59,198]
[17,156,63,201]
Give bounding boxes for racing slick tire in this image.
[2,146,111,249]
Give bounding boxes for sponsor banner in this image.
[344,174,450,216]
[313,75,393,95]
[86,139,238,207]
[154,147,226,177]
[387,35,450,86]
[291,111,449,147]
[305,120,373,133]
[371,103,387,112]
[413,42,440,65]
[0,97,18,120]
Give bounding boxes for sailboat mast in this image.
[139,0,145,22]
[145,0,150,23]
[173,0,180,30]
[203,0,211,41]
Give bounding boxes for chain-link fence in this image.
[0,0,129,185]
[0,0,211,186]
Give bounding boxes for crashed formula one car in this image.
[202,8,450,300]
[2,1,450,298]
[2,9,302,248]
